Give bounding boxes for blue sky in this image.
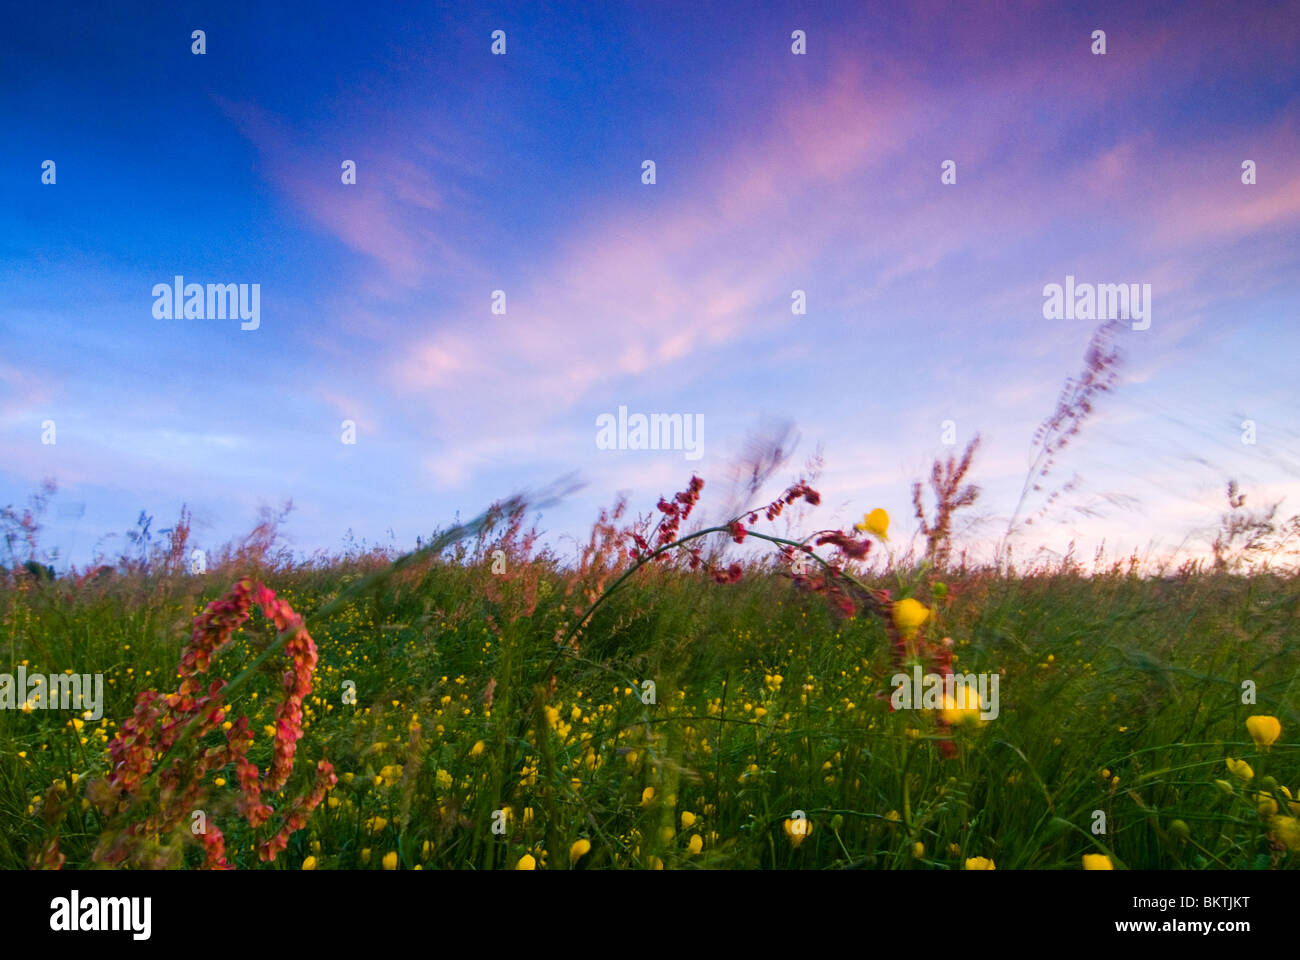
[2,1,1298,570]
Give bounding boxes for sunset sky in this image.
[3,1,1298,569]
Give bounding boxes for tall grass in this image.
[1,456,1296,869]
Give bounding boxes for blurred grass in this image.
[2,555,1297,869]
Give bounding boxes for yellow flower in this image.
[964,857,995,870]
[382,851,398,870]
[687,834,703,856]
[891,598,930,638]
[912,841,925,858]
[640,787,656,806]
[516,853,536,870]
[470,741,485,757]
[1226,757,1254,782]
[941,685,984,726]
[569,839,591,866]
[681,811,696,829]
[302,856,318,870]
[855,508,889,540]
[1246,715,1281,751]
[1257,793,1279,817]
[1082,854,1114,870]
[783,817,813,848]
[378,764,403,787]
[1269,816,1300,853]
[1280,786,1300,816]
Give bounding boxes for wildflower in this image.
[641,787,656,806]
[783,818,813,848]
[855,508,890,540]
[569,839,591,866]
[382,851,398,870]
[516,853,536,870]
[302,856,317,870]
[680,811,696,829]
[470,741,485,757]
[964,857,995,870]
[815,531,871,560]
[891,598,930,638]
[941,686,984,726]
[1246,716,1281,751]
[90,577,334,869]
[1257,794,1279,817]
[1082,854,1114,870]
[1225,758,1254,782]
[378,764,403,787]
[687,834,703,856]
[1269,816,1300,853]
[712,562,744,584]
[912,841,925,858]
[1280,786,1300,816]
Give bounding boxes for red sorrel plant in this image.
[46,578,337,869]
[522,470,966,759]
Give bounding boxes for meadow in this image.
[2,449,1298,871]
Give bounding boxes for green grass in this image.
[3,549,1297,870]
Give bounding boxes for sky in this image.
[2,0,1298,571]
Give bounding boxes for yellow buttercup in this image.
[1246,715,1281,751]
[855,508,890,540]
[892,598,930,638]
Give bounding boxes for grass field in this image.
[2,464,1298,871]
